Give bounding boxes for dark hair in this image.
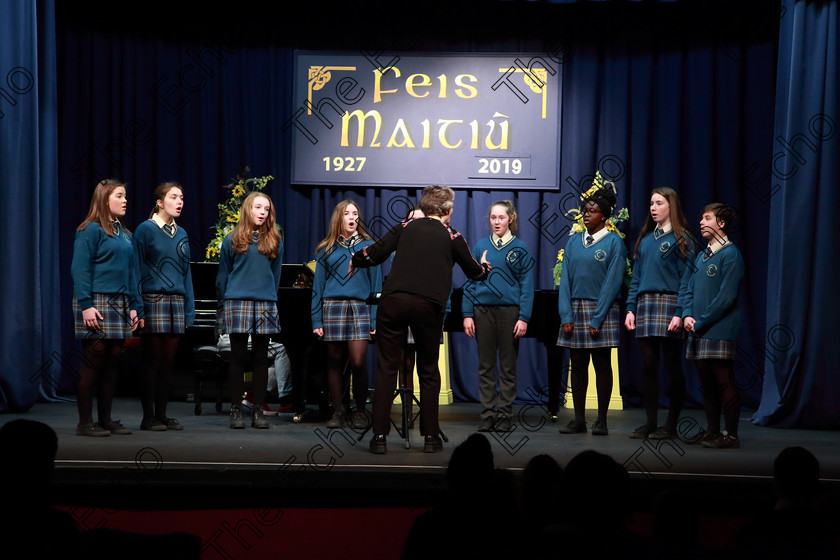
[702,203,737,233]
[774,446,820,501]
[149,181,184,218]
[583,187,616,218]
[633,187,691,258]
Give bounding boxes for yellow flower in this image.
[232,185,245,197]
[226,211,240,223]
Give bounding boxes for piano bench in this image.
[192,345,226,415]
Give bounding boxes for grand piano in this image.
[186,262,323,414]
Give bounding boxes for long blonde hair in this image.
[315,199,372,256]
[231,192,281,258]
[77,179,131,236]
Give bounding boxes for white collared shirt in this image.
[583,227,610,246]
[492,231,514,247]
[654,222,673,238]
[706,235,730,256]
[151,213,177,232]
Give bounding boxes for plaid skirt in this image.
[224,299,281,335]
[73,292,135,339]
[557,299,620,349]
[141,293,185,334]
[636,293,682,339]
[686,336,735,360]
[322,298,371,341]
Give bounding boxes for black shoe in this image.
[348,408,372,431]
[424,435,443,453]
[478,416,496,432]
[251,405,269,429]
[326,410,345,429]
[100,420,132,435]
[683,428,715,445]
[591,420,609,436]
[140,417,168,431]
[76,423,110,437]
[369,434,387,454]
[648,425,676,440]
[558,420,586,434]
[630,424,653,439]
[230,405,246,429]
[494,416,512,432]
[702,431,740,449]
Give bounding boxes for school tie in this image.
[655,227,663,237]
[163,224,174,237]
[496,239,503,248]
[585,235,594,246]
[704,246,713,258]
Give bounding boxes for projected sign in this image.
[289,51,561,189]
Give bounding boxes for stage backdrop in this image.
[290,52,561,189]
[9,1,831,429]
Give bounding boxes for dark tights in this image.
[140,334,180,421]
[638,337,685,430]
[228,333,269,407]
[76,338,125,426]
[326,340,369,412]
[569,348,612,424]
[695,359,740,436]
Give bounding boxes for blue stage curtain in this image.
[0,0,64,411]
[753,0,839,429]
[49,2,780,415]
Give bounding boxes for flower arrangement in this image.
[204,169,276,262]
[553,170,633,287]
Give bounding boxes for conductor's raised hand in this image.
[480,250,492,270]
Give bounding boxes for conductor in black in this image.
[350,186,490,455]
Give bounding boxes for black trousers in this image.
[372,292,445,437]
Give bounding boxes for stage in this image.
[6,398,839,505]
[4,398,839,558]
